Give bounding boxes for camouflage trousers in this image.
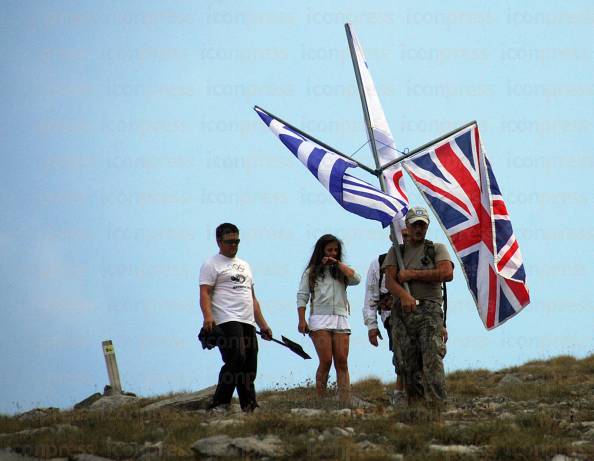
[391,300,447,405]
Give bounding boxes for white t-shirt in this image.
[199,254,256,326]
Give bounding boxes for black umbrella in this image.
[256,331,312,359]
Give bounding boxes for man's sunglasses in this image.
[221,238,240,245]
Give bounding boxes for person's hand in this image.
[400,292,417,313]
[397,269,414,283]
[321,256,338,266]
[368,328,381,347]
[298,319,309,335]
[378,295,393,312]
[261,326,273,341]
[203,316,216,333]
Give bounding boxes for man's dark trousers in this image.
[211,321,258,410]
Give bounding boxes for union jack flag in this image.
[403,123,530,329]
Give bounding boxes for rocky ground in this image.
[0,354,593,460]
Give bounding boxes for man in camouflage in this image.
[382,207,453,406]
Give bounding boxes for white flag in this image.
[348,23,409,234]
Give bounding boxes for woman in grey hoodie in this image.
[297,234,360,404]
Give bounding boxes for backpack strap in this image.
[377,253,387,291]
[424,239,448,327]
[423,239,436,264]
[390,244,405,271]
[442,280,448,328]
[378,253,387,266]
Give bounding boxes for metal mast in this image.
[344,23,409,292]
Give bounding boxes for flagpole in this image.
[379,120,477,172]
[344,23,410,292]
[254,105,377,176]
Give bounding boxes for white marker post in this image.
[102,340,122,394]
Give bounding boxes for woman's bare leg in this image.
[332,333,351,405]
[310,330,333,398]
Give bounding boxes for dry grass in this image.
[1,354,593,460]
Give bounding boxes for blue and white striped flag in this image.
[255,106,408,227]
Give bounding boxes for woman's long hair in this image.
[305,234,347,292]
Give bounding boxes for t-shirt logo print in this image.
[225,263,248,289]
[231,274,246,284]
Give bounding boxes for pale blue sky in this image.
[1,1,593,414]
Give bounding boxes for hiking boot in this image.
[242,402,260,414]
[389,390,406,406]
[206,403,230,415]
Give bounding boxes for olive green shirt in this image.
[382,241,452,304]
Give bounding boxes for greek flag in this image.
[255,106,408,227]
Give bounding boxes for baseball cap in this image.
[405,207,430,225]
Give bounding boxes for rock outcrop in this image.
[191,434,286,459]
[140,386,216,412]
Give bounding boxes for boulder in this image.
[16,407,60,421]
[0,448,39,461]
[74,393,103,410]
[571,440,590,447]
[104,438,139,459]
[89,394,138,411]
[135,441,163,461]
[141,386,216,412]
[192,435,238,457]
[356,440,380,451]
[103,385,136,397]
[290,408,323,417]
[429,444,481,455]
[54,424,80,434]
[0,424,79,439]
[71,455,115,461]
[324,427,354,438]
[498,374,522,386]
[206,418,243,427]
[331,394,374,409]
[229,435,285,458]
[351,395,374,409]
[191,434,285,458]
[329,408,351,417]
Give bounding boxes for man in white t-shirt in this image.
[199,223,273,412]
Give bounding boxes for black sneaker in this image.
[242,402,260,413]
